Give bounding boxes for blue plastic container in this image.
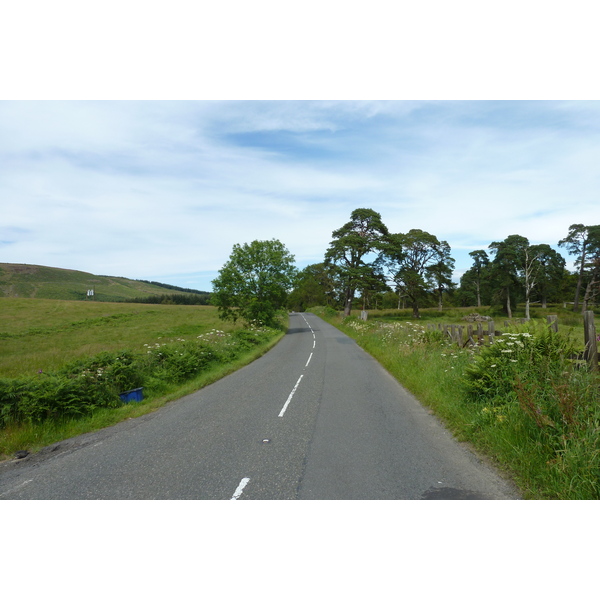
[119,387,144,403]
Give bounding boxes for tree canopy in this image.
[212,239,298,327]
[325,208,390,316]
[380,229,453,318]
[213,214,598,322]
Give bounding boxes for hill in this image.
[0,263,210,303]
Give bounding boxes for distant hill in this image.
[0,263,210,303]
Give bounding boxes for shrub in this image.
[462,328,577,406]
[0,324,282,428]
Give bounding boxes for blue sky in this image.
[2,100,600,292]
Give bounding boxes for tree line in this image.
[123,293,212,305]
[288,210,600,318]
[210,208,600,326]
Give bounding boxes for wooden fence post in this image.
[583,311,598,372]
[488,320,495,344]
[547,315,558,333]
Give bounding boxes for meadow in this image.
[314,305,600,500]
[0,298,285,459]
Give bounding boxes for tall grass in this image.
[314,307,600,499]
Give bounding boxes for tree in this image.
[287,262,338,312]
[558,224,600,311]
[468,250,490,308]
[380,229,453,318]
[212,239,298,327]
[581,257,600,312]
[426,241,456,311]
[519,239,542,320]
[325,208,390,316]
[531,244,565,308]
[488,235,525,318]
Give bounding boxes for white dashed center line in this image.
[278,374,304,417]
[230,477,250,500]
[277,314,318,418]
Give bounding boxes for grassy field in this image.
[0,298,229,377]
[314,304,600,499]
[0,298,285,459]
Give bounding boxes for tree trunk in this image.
[344,287,354,316]
[574,250,587,311]
[476,281,481,308]
[506,287,512,319]
[412,301,420,319]
[581,278,594,314]
[525,298,530,320]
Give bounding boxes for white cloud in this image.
[2,100,600,291]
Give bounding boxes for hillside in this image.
[0,263,209,303]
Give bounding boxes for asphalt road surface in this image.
[0,313,520,500]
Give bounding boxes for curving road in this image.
[0,313,520,500]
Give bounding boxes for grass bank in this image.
[0,298,285,460]
[313,305,600,499]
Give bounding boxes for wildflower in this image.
[490,364,497,368]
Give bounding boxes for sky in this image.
[2,99,600,291]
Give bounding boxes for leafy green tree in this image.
[287,262,339,312]
[531,244,566,308]
[467,250,490,308]
[426,240,456,311]
[457,269,480,307]
[325,208,390,316]
[488,235,524,318]
[581,252,600,312]
[518,238,541,320]
[355,268,390,310]
[558,224,600,311]
[212,239,298,327]
[380,229,453,318]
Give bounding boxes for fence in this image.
[426,311,598,372]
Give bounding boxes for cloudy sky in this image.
[2,100,599,291]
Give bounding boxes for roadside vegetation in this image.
[314,304,600,500]
[0,298,285,460]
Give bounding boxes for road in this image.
[0,313,520,500]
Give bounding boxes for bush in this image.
[462,328,577,406]
[0,325,282,428]
[0,373,121,426]
[143,341,220,383]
